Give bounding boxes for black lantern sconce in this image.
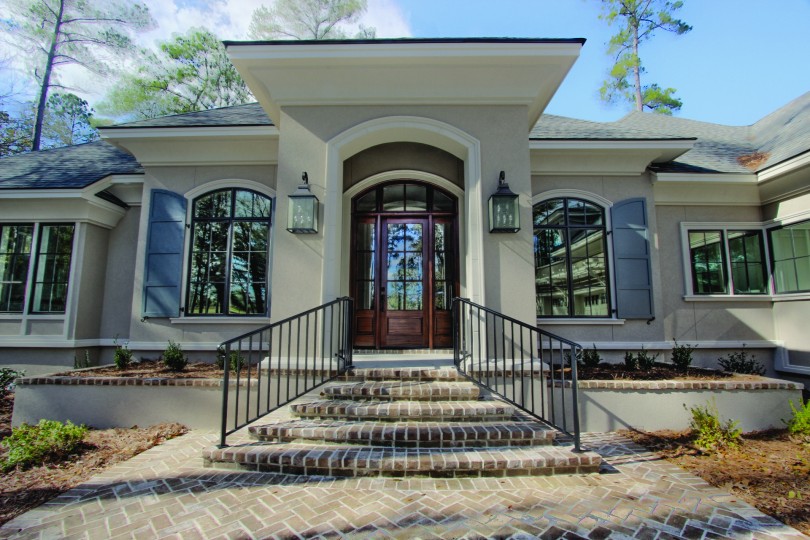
[286,172,319,234]
[488,171,520,233]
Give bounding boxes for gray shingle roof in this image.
[104,102,273,129]
[0,141,142,190]
[530,114,688,140]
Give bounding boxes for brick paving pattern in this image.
[2,428,806,539]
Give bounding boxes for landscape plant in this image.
[1,367,24,394]
[624,351,638,371]
[718,347,765,375]
[785,399,810,437]
[113,337,133,370]
[162,341,188,372]
[671,341,697,372]
[581,346,602,369]
[686,399,742,452]
[216,346,244,372]
[1,419,87,471]
[636,347,659,371]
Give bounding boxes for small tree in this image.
[671,341,697,372]
[162,341,188,372]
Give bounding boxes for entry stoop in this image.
[203,366,602,478]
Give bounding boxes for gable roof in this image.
[0,141,142,190]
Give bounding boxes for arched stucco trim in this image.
[324,116,484,306]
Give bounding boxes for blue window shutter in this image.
[143,189,186,318]
[611,198,654,319]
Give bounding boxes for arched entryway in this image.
[351,181,459,349]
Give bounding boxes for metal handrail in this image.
[219,297,354,447]
[452,297,582,451]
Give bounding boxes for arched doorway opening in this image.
[351,181,459,349]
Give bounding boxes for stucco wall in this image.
[343,142,463,190]
[99,207,140,340]
[73,224,110,340]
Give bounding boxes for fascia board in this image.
[100,125,279,140]
[530,139,694,152]
[652,172,758,184]
[757,150,810,183]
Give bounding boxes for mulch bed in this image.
[624,428,810,535]
[568,363,735,381]
[54,360,256,379]
[0,392,188,526]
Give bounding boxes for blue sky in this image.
[2,0,808,127]
[396,0,810,125]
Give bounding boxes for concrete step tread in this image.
[321,381,479,401]
[290,399,514,420]
[341,367,462,381]
[203,442,601,477]
[249,419,556,447]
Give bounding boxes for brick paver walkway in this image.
[2,426,806,539]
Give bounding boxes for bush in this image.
[624,351,638,371]
[216,346,244,372]
[113,337,133,370]
[718,347,765,375]
[74,350,91,369]
[687,400,742,452]
[162,341,188,372]
[581,346,601,369]
[785,399,810,437]
[1,367,24,394]
[671,341,697,372]
[636,347,659,371]
[1,419,87,471]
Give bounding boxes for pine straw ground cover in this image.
[0,393,187,526]
[623,428,810,535]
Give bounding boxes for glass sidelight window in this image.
[687,229,767,295]
[770,220,810,293]
[186,188,273,315]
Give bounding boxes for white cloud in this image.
[364,0,412,38]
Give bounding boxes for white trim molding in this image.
[538,318,625,326]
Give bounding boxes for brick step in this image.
[249,419,556,447]
[290,399,513,421]
[339,367,462,382]
[203,443,601,478]
[321,381,480,401]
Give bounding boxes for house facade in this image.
[1,38,808,384]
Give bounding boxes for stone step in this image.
[321,381,480,401]
[249,419,556,447]
[290,399,513,421]
[203,443,601,477]
[340,367,462,382]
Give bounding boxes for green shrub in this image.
[671,341,697,372]
[1,367,24,394]
[624,351,638,371]
[785,399,810,437]
[73,350,91,369]
[718,347,765,375]
[162,341,188,372]
[636,347,659,371]
[582,346,601,369]
[1,419,87,471]
[216,346,244,372]
[687,400,742,452]
[113,337,133,370]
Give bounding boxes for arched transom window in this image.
[533,197,609,318]
[186,188,272,316]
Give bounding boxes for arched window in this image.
[186,188,272,316]
[534,197,610,317]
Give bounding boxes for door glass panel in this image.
[356,190,377,213]
[357,281,374,309]
[405,282,423,310]
[405,185,427,211]
[386,222,423,311]
[356,222,375,251]
[433,191,454,212]
[405,224,422,251]
[387,282,404,310]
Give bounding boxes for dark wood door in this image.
[350,182,457,350]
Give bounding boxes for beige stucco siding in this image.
[72,224,110,340]
[99,207,140,340]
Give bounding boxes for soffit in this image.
[226,40,584,129]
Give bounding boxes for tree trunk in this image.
[32,0,65,151]
[632,22,642,112]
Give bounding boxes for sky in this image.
[2,0,809,126]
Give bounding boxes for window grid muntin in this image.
[353,182,457,216]
[186,188,273,316]
[534,197,610,318]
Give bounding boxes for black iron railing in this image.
[219,297,354,447]
[452,297,582,451]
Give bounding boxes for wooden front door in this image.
[351,182,457,349]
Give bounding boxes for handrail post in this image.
[570,344,582,452]
[219,342,231,448]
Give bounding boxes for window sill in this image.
[771,293,810,302]
[0,314,64,320]
[537,318,625,326]
[169,317,270,325]
[683,295,773,302]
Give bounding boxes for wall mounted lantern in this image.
[488,171,520,233]
[286,172,319,234]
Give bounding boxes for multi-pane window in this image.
[186,189,272,316]
[0,223,74,314]
[769,220,810,293]
[688,230,767,295]
[534,198,609,317]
